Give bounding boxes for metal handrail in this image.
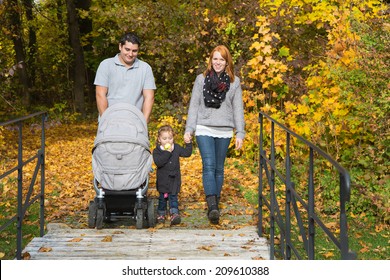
[257,112,356,260]
[0,112,47,259]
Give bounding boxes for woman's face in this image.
[158,131,174,147]
[211,51,227,75]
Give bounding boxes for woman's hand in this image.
[184,132,192,143]
[235,138,243,150]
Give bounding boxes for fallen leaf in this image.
[197,245,214,251]
[325,222,337,229]
[68,238,83,242]
[360,247,369,253]
[22,252,31,260]
[0,252,5,258]
[101,235,113,242]
[148,227,158,232]
[38,247,52,252]
[155,223,164,229]
[323,251,334,258]
[252,256,266,260]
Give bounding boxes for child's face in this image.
[158,131,174,146]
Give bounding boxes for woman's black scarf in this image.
[203,69,230,108]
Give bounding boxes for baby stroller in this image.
[88,103,156,229]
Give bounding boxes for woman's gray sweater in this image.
[185,73,245,139]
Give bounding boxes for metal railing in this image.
[257,112,357,260]
[0,112,47,259]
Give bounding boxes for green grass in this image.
[0,203,43,260]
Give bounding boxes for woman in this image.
[184,45,245,224]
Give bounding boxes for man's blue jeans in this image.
[196,135,231,197]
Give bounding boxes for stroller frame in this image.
[88,177,156,229]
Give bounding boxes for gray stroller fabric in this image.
[92,103,152,191]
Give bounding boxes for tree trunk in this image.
[66,0,86,116]
[75,0,95,111]
[6,0,32,107]
[22,0,37,87]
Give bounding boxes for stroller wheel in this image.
[147,198,156,228]
[136,208,144,229]
[96,208,104,229]
[88,200,97,228]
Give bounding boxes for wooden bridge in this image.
[22,223,270,260]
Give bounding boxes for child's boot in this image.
[170,209,181,225]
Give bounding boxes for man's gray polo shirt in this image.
[94,54,156,111]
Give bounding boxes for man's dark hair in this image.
[119,32,141,46]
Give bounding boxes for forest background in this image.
[0,0,389,259]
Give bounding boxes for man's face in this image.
[118,41,139,67]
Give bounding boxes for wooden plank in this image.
[22,223,270,260]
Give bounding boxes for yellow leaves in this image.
[284,101,296,112]
[258,26,270,36]
[0,252,5,259]
[313,111,324,122]
[249,41,264,51]
[307,76,323,88]
[295,124,311,137]
[263,56,274,65]
[333,108,349,117]
[202,8,209,22]
[246,99,256,108]
[295,104,310,115]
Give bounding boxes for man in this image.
[94,32,156,123]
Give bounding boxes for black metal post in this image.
[258,114,264,237]
[16,122,23,260]
[269,122,275,260]
[40,114,46,237]
[285,132,292,260]
[308,148,315,259]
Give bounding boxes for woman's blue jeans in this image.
[196,135,231,198]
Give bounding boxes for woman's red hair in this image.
[204,45,235,82]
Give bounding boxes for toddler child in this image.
[152,125,192,225]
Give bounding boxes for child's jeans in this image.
[157,192,179,216]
